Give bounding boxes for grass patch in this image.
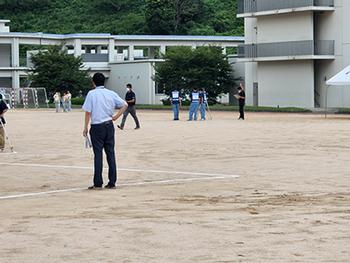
[136,104,311,113]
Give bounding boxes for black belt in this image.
[91,120,113,126]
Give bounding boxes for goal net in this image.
[0,87,49,109]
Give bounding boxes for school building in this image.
[0,20,244,105]
[237,0,350,108]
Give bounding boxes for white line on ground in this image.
[0,175,238,201]
[0,162,239,178]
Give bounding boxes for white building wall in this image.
[109,61,158,105]
[257,12,314,43]
[315,1,350,107]
[244,18,258,106]
[258,60,314,108]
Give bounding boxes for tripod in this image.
[205,101,213,120]
[0,118,14,152]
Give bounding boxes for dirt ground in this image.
[0,109,350,263]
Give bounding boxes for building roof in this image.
[0,32,244,42]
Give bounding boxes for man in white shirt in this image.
[83,73,128,190]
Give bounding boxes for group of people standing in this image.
[170,88,208,121]
[53,91,72,113]
[170,84,246,121]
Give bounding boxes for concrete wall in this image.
[258,60,314,108]
[244,18,258,106]
[257,12,314,43]
[315,1,350,107]
[109,61,158,105]
[0,44,11,67]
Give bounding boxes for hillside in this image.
[0,0,243,36]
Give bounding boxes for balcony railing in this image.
[81,53,109,63]
[237,40,334,59]
[237,0,334,14]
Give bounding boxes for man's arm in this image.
[83,112,91,137]
[112,104,128,122]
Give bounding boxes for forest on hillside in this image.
[0,0,243,36]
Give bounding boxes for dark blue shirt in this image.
[190,92,199,103]
[171,90,180,104]
[125,91,136,106]
[199,91,207,103]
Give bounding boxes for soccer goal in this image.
[0,87,49,109]
[21,88,49,108]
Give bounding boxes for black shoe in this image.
[104,184,116,189]
[88,186,103,190]
[135,126,140,130]
[117,125,123,130]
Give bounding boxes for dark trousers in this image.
[239,103,245,120]
[120,105,140,128]
[90,121,117,187]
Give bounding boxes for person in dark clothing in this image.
[82,73,128,190]
[118,83,141,130]
[237,83,246,120]
[0,94,9,151]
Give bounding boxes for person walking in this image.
[0,94,9,152]
[188,88,200,121]
[53,92,61,113]
[170,89,181,120]
[199,88,207,121]
[82,73,128,190]
[117,83,140,130]
[237,83,246,120]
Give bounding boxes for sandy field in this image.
[0,109,350,263]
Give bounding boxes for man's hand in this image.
[83,128,88,137]
[84,112,91,137]
[112,104,128,122]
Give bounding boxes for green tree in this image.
[0,0,50,10]
[30,45,91,98]
[145,0,204,35]
[155,46,235,101]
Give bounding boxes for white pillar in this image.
[96,45,102,54]
[12,71,20,90]
[222,47,227,55]
[74,39,82,57]
[108,39,115,62]
[128,45,134,61]
[160,45,166,57]
[148,47,156,59]
[11,38,19,67]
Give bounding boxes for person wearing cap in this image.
[118,83,141,130]
[83,73,128,190]
[170,89,182,120]
[199,88,207,121]
[0,93,9,152]
[237,83,246,120]
[188,88,200,121]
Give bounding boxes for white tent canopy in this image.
[326,65,350,86]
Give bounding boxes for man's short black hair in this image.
[93,73,106,86]
[237,86,243,91]
[126,83,132,88]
